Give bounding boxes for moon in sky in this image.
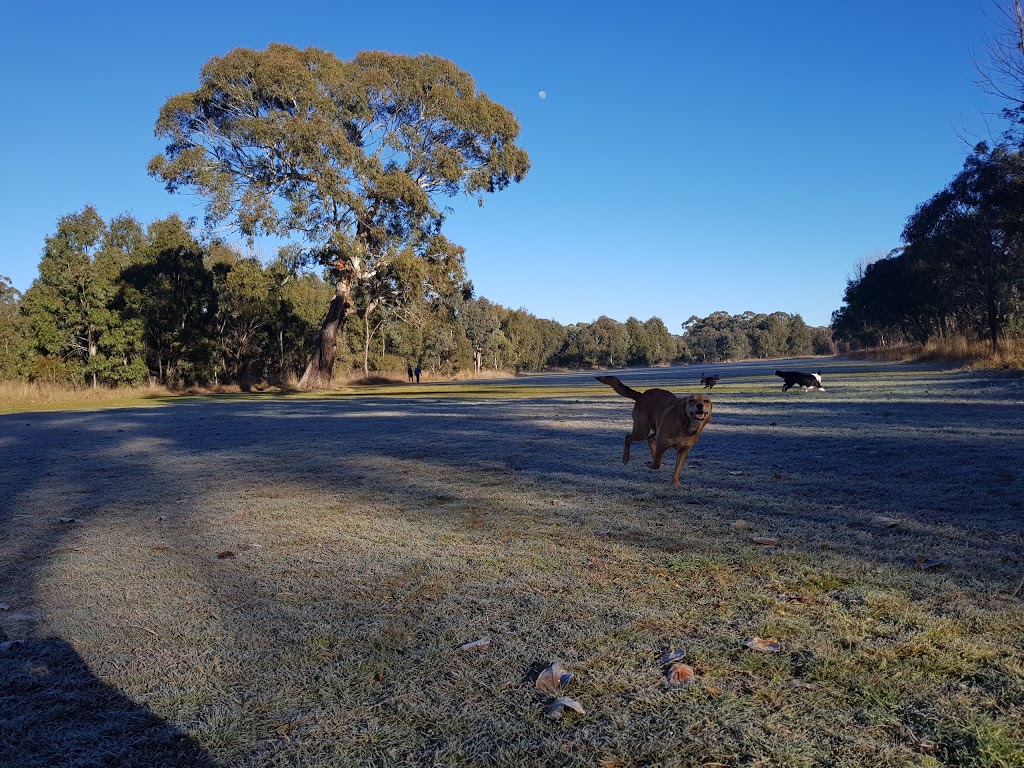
[538,90,547,99]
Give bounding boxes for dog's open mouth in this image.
[691,410,708,421]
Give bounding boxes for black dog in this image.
[774,370,824,392]
[700,372,721,388]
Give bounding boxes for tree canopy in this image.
[149,44,530,388]
[833,144,1024,349]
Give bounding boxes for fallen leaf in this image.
[535,661,573,695]
[0,640,25,652]
[787,679,817,689]
[666,662,696,688]
[459,638,491,652]
[216,551,236,560]
[915,556,944,571]
[658,648,686,666]
[545,696,585,719]
[728,471,744,476]
[0,603,10,611]
[57,517,77,524]
[778,593,809,603]
[703,686,722,695]
[751,536,779,545]
[743,637,782,653]
[730,520,750,529]
[869,516,899,528]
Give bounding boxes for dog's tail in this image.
[595,375,641,401]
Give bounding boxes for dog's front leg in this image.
[671,447,692,486]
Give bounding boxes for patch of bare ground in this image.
[1,358,1022,766]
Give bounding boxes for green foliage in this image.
[680,311,826,363]
[149,44,530,385]
[835,144,1024,349]
[18,207,148,386]
[0,275,24,379]
[10,206,834,388]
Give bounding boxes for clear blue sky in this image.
[0,1,1007,330]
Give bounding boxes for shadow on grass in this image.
[1,358,1022,764]
[0,629,218,768]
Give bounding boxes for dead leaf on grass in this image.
[459,638,491,652]
[0,640,25,652]
[787,679,817,689]
[57,517,77,524]
[751,536,779,545]
[0,603,10,611]
[545,696,586,719]
[535,661,573,695]
[731,520,750,529]
[658,648,686,666]
[728,471,744,476]
[869,516,899,528]
[216,551,236,560]
[665,662,696,688]
[743,637,782,653]
[915,556,944,571]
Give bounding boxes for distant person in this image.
[407,364,414,383]
[414,366,421,383]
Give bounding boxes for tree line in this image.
[832,143,1024,349]
[0,209,833,387]
[833,3,1024,352]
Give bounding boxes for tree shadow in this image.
[0,628,218,768]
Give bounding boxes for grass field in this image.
[2,357,1023,767]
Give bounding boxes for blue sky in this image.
[0,1,1008,330]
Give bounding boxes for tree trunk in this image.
[363,313,371,379]
[298,277,354,391]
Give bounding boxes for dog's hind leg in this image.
[645,442,667,471]
[623,423,652,464]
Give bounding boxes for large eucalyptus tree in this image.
[149,44,529,388]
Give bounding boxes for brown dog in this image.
[596,375,713,485]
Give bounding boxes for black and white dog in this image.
[774,370,824,392]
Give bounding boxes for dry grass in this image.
[1,357,1023,767]
[848,336,1024,371]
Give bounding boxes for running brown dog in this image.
[596,375,713,485]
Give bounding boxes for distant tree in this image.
[460,297,503,371]
[625,316,651,366]
[210,251,284,386]
[20,207,148,386]
[902,143,1024,347]
[643,317,675,364]
[786,314,813,356]
[120,216,219,385]
[150,44,529,389]
[811,326,836,355]
[0,275,22,379]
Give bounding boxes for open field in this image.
[2,357,1023,767]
